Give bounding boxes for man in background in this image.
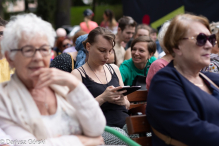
[115,16,137,67]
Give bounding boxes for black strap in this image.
[77,67,86,77]
[105,64,114,75]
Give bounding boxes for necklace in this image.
[87,62,108,85]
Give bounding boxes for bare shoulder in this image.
[70,52,78,61]
[109,64,120,71]
[71,68,82,81]
[108,64,121,75]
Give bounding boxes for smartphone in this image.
[117,86,141,96]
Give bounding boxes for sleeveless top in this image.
[77,64,128,128]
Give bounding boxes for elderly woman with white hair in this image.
[146,21,173,90]
[0,13,106,146]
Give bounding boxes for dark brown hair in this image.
[150,28,157,34]
[118,16,137,31]
[163,13,210,56]
[131,36,156,55]
[83,26,115,48]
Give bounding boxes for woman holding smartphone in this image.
[72,27,130,145]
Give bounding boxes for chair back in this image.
[126,115,152,146]
[126,90,152,146]
[127,90,148,115]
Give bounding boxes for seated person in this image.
[51,32,117,72]
[0,13,105,146]
[146,21,172,90]
[124,24,151,60]
[53,28,67,57]
[202,22,219,73]
[80,9,98,33]
[120,36,157,86]
[63,31,86,53]
[50,31,87,72]
[72,27,130,145]
[147,14,219,146]
[100,9,118,34]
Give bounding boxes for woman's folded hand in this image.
[30,68,80,92]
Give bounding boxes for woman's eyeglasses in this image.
[63,43,72,48]
[10,45,51,57]
[182,33,217,47]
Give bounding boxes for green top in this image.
[119,56,157,86]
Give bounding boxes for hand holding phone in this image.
[117,86,141,96]
[101,86,126,103]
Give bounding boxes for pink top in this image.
[80,21,98,33]
[146,58,169,90]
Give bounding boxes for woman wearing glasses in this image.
[0,13,105,146]
[146,14,219,146]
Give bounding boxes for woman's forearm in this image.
[95,94,106,106]
[67,82,106,137]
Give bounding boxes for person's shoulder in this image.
[150,58,168,67]
[202,71,219,85]
[100,21,105,27]
[80,22,84,26]
[108,63,119,71]
[149,56,157,62]
[52,53,71,62]
[71,65,85,80]
[120,58,132,67]
[50,53,71,65]
[152,61,178,81]
[90,21,98,26]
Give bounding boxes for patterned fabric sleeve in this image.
[50,53,73,73]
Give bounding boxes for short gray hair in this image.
[1,13,56,59]
[158,21,171,54]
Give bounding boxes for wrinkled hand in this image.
[76,135,104,146]
[102,86,127,104]
[31,68,80,92]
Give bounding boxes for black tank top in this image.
[77,64,128,128]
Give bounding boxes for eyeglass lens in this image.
[23,45,51,57]
[196,33,216,46]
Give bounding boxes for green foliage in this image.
[72,0,121,6]
[72,0,86,6]
[96,0,122,5]
[36,0,57,27]
[70,4,123,26]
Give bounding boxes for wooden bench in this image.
[127,90,148,115]
[126,115,152,146]
[126,90,152,146]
